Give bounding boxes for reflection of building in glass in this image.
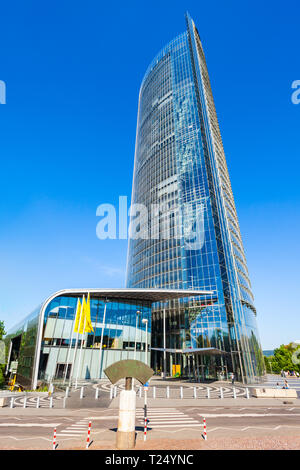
[5,288,209,389]
[126,13,264,383]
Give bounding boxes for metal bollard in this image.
[180,386,183,399]
[95,387,99,400]
[49,396,53,408]
[65,386,69,398]
[246,387,250,399]
[23,396,27,408]
[233,387,236,399]
[207,387,210,399]
[80,386,84,399]
[166,386,170,398]
[153,386,156,399]
[36,396,40,408]
[10,397,14,408]
[193,387,197,399]
[220,387,224,399]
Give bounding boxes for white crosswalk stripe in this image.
[57,419,90,437]
[136,408,202,428]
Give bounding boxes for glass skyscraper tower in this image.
[126,13,264,383]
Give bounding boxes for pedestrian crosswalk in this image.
[56,408,203,436]
[56,418,90,437]
[136,408,203,428]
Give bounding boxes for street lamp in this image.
[163,308,166,379]
[134,311,141,360]
[142,318,148,365]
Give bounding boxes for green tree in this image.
[0,367,4,388]
[0,321,6,388]
[268,344,300,374]
[264,355,273,373]
[0,320,5,340]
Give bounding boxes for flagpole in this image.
[70,295,84,387]
[63,299,79,384]
[75,295,87,388]
[98,300,108,380]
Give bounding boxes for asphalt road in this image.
[0,405,300,449]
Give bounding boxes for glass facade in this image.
[126,13,264,382]
[5,307,41,387]
[5,293,151,387]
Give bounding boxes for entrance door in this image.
[55,363,71,379]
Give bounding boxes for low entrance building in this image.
[5,288,213,389]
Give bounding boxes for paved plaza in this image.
[0,375,299,449]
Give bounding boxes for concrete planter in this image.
[253,388,298,398]
[0,397,8,407]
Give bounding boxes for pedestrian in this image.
[282,380,289,389]
[231,373,235,386]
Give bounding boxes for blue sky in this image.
[0,0,299,348]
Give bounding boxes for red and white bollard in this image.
[144,417,148,441]
[53,427,57,450]
[86,421,92,449]
[203,417,207,440]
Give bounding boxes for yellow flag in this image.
[74,294,93,335]
[78,296,87,334]
[74,298,82,333]
[85,292,94,333]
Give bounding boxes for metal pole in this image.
[63,299,79,384]
[98,301,108,379]
[75,297,87,387]
[95,387,99,399]
[163,308,166,379]
[143,404,148,442]
[134,315,138,360]
[145,320,148,365]
[134,311,141,360]
[70,296,84,385]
